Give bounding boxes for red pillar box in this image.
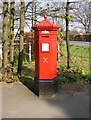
[32,15,60,96]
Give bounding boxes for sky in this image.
[0,0,90,33]
[1,0,91,2]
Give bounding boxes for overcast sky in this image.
[1,0,90,33]
[1,0,91,2]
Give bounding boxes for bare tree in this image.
[72,1,90,33]
[9,2,15,65]
[2,2,9,69]
[32,0,36,26]
[89,1,91,33]
[17,1,25,76]
[65,0,70,69]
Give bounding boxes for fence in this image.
[69,33,91,42]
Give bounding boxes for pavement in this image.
[0,82,90,119]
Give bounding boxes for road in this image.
[64,41,90,47]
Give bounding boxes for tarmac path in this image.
[0,82,89,119]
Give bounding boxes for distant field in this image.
[59,44,90,71]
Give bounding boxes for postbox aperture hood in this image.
[32,15,60,30]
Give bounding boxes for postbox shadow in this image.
[20,76,35,93]
[20,66,35,94]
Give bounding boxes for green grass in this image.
[60,44,90,70]
[15,44,91,85]
[22,61,35,78]
[20,61,35,86]
[58,44,90,84]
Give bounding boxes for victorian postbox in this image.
[32,15,60,96]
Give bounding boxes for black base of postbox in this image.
[34,77,58,97]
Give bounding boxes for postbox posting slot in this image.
[42,36,49,38]
[41,43,49,52]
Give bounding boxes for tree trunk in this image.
[89,2,91,33]
[17,1,25,76]
[32,0,36,27]
[89,2,91,70]
[10,2,15,65]
[2,2,8,69]
[65,0,70,69]
[31,0,36,61]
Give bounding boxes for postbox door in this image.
[39,41,52,79]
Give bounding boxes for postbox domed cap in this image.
[32,15,60,30]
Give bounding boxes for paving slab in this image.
[1,82,89,118]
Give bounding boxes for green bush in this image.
[58,64,90,84]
